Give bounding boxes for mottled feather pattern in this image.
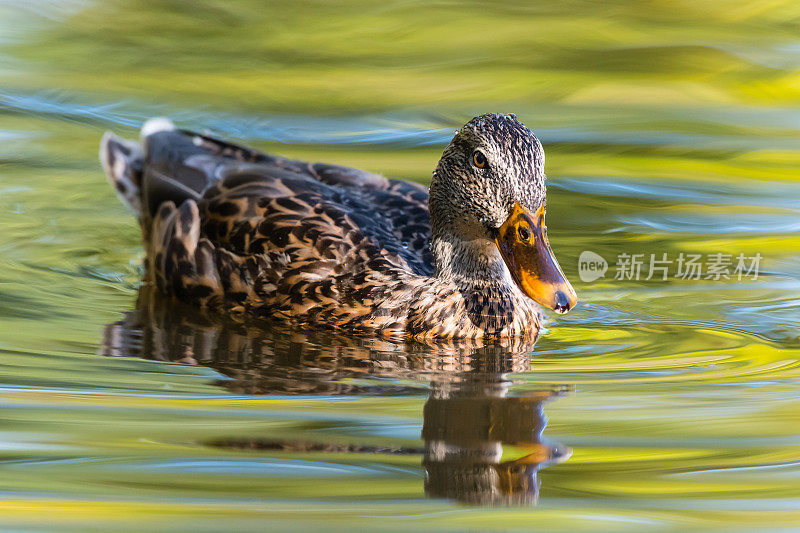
[104,116,544,339]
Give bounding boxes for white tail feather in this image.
[100,131,143,217]
[141,117,175,138]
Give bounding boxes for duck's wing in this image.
[194,153,433,277]
[138,126,432,271]
[101,121,435,320]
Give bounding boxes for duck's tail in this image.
[99,118,176,218]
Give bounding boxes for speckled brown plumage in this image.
[101,114,555,339]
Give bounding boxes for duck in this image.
[99,113,577,339]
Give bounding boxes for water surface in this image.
[1,1,799,531]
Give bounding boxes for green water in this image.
[1,1,800,531]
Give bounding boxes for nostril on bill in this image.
[554,290,571,314]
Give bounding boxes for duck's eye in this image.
[472,150,487,169]
[518,226,532,242]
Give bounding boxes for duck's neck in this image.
[428,169,518,294]
[430,225,516,292]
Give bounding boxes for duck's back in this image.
[101,120,434,333]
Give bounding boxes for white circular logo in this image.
[578,251,607,282]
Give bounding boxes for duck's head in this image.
[429,113,577,314]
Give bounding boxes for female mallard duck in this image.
[100,113,576,339]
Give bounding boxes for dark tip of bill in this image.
[554,290,571,314]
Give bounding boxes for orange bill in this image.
[494,202,578,314]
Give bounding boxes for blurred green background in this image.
[0,1,799,531]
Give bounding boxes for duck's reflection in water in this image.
[102,287,571,505]
[424,370,569,505]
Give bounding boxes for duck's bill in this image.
[494,202,578,314]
